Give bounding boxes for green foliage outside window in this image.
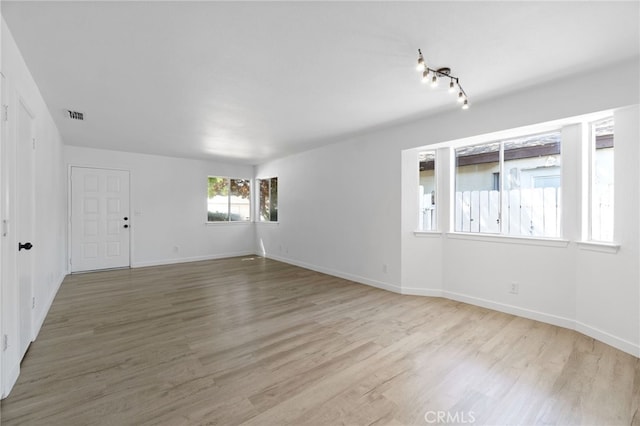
[259,177,278,222]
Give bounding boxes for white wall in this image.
[403,105,640,356]
[428,106,639,356]
[256,56,640,356]
[255,132,402,293]
[575,106,640,353]
[1,17,67,396]
[64,146,255,267]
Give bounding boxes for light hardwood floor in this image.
[1,256,639,425]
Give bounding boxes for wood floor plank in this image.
[1,256,638,425]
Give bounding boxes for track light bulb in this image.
[417,52,425,72]
[457,91,465,103]
[462,99,469,110]
[449,80,456,93]
[430,75,438,88]
[422,69,429,83]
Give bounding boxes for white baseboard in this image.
[401,287,444,297]
[2,271,66,399]
[263,253,639,358]
[442,291,639,357]
[442,290,576,330]
[32,272,66,341]
[2,362,20,399]
[265,254,402,294]
[131,251,257,268]
[575,321,640,357]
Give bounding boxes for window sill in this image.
[446,232,570,248]
[576,241,620,254]
[413,231,442,238]
[205,221,252,226]
[256,221,279,225]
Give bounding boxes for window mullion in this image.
[227,179,231,222]
[499,142,505,235]
[268,180,272,221]
[589,128,595,240]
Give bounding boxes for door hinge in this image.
[3,334,8,351]
[2,105,8,122]
[32,138,36,150]
[2,219,8,237]
[32,297,36,309]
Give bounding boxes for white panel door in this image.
[16,99,35,359]
[71,167,130,272]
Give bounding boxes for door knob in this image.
[123,217,128,221]
[18,242,33,251]
[124,224,129,229]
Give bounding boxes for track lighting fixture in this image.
[416,49,469,110]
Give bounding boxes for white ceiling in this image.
[2,1,639,165]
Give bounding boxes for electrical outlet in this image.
[3,334,8,351]
[509,282,519,294]
[173,246,180,253]
[382,264,388,273]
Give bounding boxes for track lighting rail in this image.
[416,49,469,110]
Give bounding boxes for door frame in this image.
[16,94,36,359]
[67,165,133,272]
[1,80,38,397]
[1,72,5,398]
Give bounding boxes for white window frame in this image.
[256,177,278,223]
[453,130,563,239]
[206,176,252,223]
[587,117,615,243]
[418,150,437,231]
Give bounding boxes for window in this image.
[454,131,562,237]
[455,142,500,234]
[492,172,500,191]
[590,117,614,242]
[418,151,437,230]
[207,177,251,222]
[258,177,278,222]
[533,175,561,189]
